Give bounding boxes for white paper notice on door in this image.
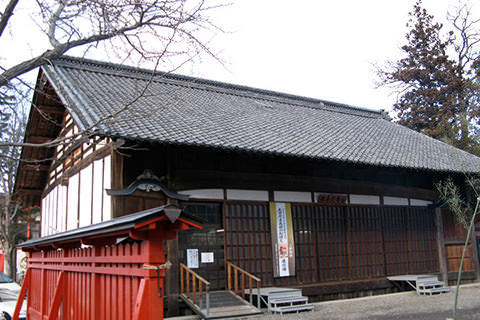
[187,249,199,268]
[201,252,214,263]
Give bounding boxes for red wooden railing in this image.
[12,205,202,320]
[14,235,168,320]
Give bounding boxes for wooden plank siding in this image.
[441,207,474,273]
[225,203,439,287]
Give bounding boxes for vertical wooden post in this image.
[435,207,448,282]
[12,268,30,320]
[166,233,180,316]
[40,252,47,319]
[92,246,101,319]
[110,149,124,217]
[469,226,479,281]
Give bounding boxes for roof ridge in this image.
[52,55,383,119]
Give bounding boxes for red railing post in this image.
[12,268,30,320]
[47,271,65,320]
[40,252,47,319]
[91,246,101,320]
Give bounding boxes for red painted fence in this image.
[13,205,200,320]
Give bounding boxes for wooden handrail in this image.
[226,261,261,308]
[180,263,211,316]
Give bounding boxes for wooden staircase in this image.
[179,262,262,319]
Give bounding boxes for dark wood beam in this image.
[36,104,65,115]
[25,136,55,144]
[15,189,43,195]
[20,164,50,171]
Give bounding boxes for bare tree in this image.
[0,0,223,278]
[0,0,221,88]
[0,87,33,279]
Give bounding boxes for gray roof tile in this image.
[42,56,480,173]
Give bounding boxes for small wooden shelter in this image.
[13,205,201,320]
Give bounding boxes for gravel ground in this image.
[239,283,480,320]
[170,283,480,320]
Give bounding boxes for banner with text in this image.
[269,202,295,277]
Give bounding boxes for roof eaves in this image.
[41,63,103,132]
[17,204,202,249]
[101,132,476,175]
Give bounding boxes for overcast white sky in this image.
[190,0,478,112]
[1,0,478,113]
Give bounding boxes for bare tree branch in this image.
[0,0,18,37]
[0,0,224,87]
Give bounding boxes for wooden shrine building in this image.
[15,56,480,316]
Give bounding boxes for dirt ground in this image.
[170,283,480,320]
[243,283,480,320]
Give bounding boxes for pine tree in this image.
[380,1,480,155]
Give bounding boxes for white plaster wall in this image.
[47,192,53,235]
[67,173,79,231]
[41,197,46,237]
[384,196,409,206]
[226,189,269,201]
[349,194,380,205]
[79,163,93,227]
[40,154,112,236]
[178,189,224,199]
[58,185,67,232]
[410,199,433,206]
[274,191,312,203]
[92,159,104,224]
[51,185,58,233]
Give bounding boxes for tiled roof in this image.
[42,56,480,173]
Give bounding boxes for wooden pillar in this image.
[435,207,448,282]
[111,148,124,217]
[165,146,180,316]
[469,225,479,281]
[166,238,180,317]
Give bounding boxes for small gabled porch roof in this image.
[18,204,202,251]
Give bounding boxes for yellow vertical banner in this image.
[269,202,295,277]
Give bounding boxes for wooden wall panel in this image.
[225,202,440,287]
[406,207,439,274]
[446,244,473,272]
[382,207,409,275]
[224,203,274,285]
[313,206,349,282]
[347,206,384,279]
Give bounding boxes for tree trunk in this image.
[3,241,16,281]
